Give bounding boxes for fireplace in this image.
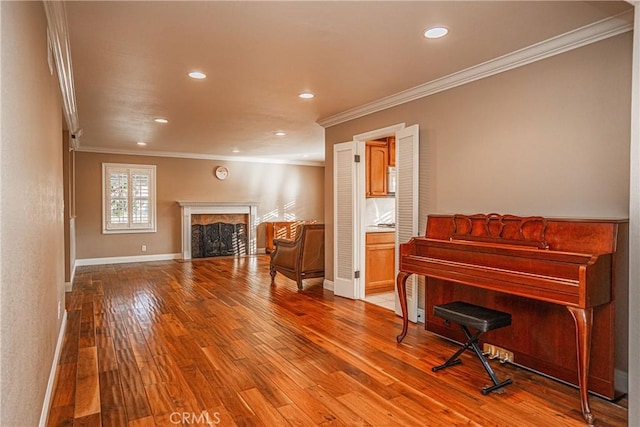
[178,202,258,260]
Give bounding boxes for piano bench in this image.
[432,301,513,395]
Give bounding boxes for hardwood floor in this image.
[47,255,628,426]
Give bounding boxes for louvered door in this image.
[333,141,360,299]
[394,125,419,321]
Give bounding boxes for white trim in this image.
[178,201,259,260]
[77,145,324,167]
[75,253,181,266]
[43,1,80,136]
[64,260,76,292]
[318,10,634,128]
[351,123,405,302]
[177,201,259,208]
[353,123,406,142]
[615,368,629,394]
[102,163,157,234]
[628,3,640,426]
[39,310,68,427]
[323,279,334,292]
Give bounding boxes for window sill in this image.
[102,228,157,235]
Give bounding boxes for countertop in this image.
[366,226,396,233]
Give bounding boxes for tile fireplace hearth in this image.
[178,201,258,260]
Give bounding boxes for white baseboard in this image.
[615,368,628,394]
[39,309,68,427]
[417,308,425,324]
[64,262,74,292]
[323,279,334,292]
[76,253,181,266]
[65,261,76,292]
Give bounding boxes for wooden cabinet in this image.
[366,141,388,197]
[365,232,395,295]
[388,136,396,167]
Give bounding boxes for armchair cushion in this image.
[269,224,325,290]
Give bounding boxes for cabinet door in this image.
[388,137,396,167]
[368,144,388,196]
[365,232,395,295]
[365,145,371,196]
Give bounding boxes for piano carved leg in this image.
[566,306,595,426]
[396,272,411,343]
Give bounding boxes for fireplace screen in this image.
[191,222,247,258]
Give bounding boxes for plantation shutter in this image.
[394,125,419,321]
[333,141,358,299]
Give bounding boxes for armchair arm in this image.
[270,239,299,270]
[272,238,297,248]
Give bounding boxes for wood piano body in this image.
[396,213,628,425]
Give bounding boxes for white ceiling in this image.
[65,1,632,165]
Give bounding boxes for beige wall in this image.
[75,152,324,259]
[0,2,66,425]
[325,33,632,282]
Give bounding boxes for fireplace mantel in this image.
[178,201,258,260]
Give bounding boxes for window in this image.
[102,163,156,233]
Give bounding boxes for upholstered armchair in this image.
[269,224,325,290]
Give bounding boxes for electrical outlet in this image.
[57,301,62,319]
[141,245,147,252]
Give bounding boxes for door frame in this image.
[353,123,406,301]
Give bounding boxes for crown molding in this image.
[318,10,634,128]
[44,1,81,136]
[75,145,325,167]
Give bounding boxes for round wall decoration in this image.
[214,166,229,180]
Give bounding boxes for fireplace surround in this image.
[178,201,258,260]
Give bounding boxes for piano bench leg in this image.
[432,329,478,372]
[432,358,462,372]
[481,378,513,395]
[432,324,513,395]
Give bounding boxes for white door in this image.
[394,125,419,322]
[333,141,363,299]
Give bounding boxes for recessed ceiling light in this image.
[231,148,240,153]
[424,26,449,39]
[275,131,287,136]
[154,118,168,124]
[136,141,147,146]
[299,92,314,99]
[188,71,206,79]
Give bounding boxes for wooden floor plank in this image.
[238,387,289,426]
[48,256,628,426]
[98,369,128,427]
[74,347,100,419]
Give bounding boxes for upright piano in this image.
[396,213,627,426]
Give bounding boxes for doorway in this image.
[362,136,397,310]
[333,123,420,322]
